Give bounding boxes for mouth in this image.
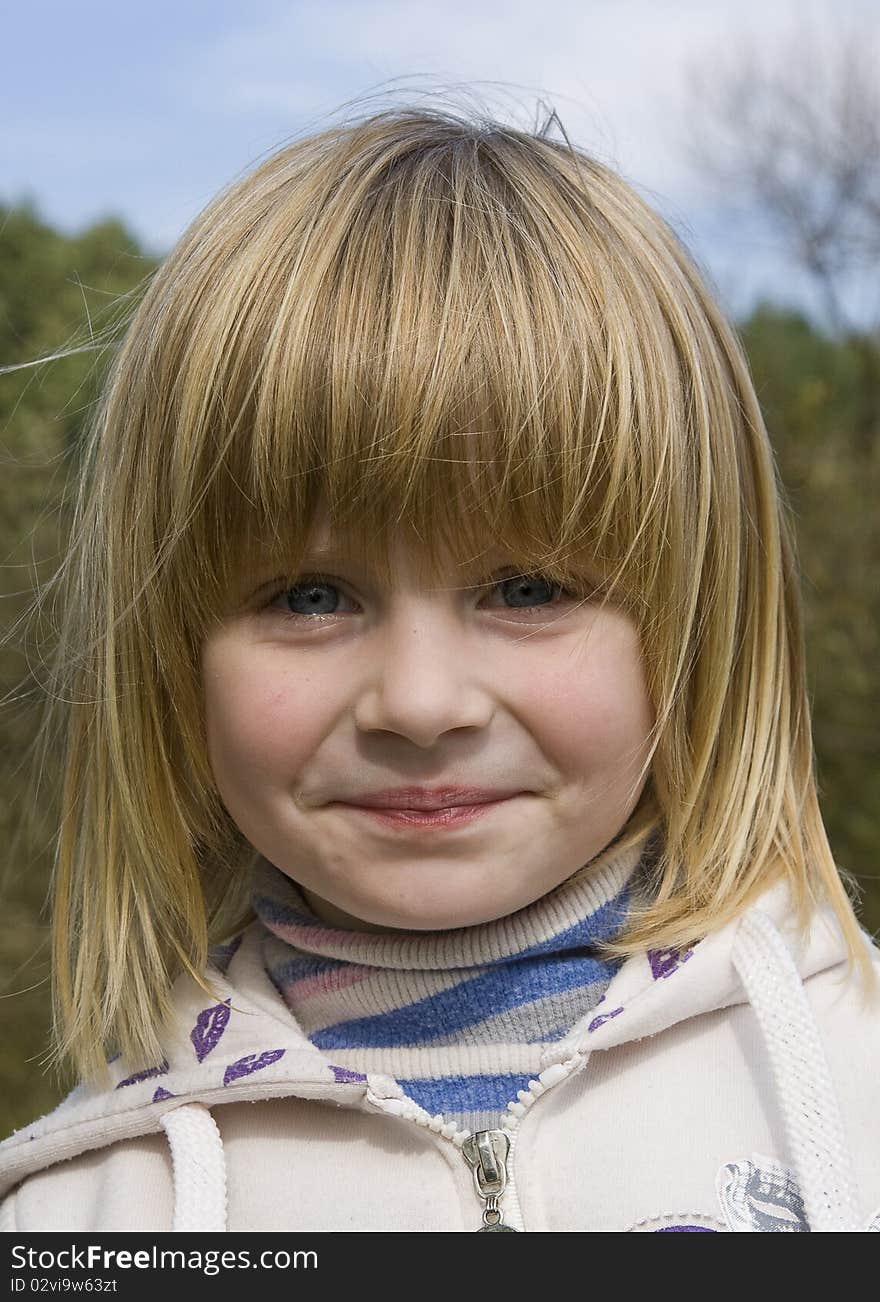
[331,794,522,831]
[341,786,525,811]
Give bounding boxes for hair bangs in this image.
[164,121,680,633]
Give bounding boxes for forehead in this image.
[304,512,507,567]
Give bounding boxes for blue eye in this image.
[495,573,566,609]
[266,574,350,621]
[282,578,341,611]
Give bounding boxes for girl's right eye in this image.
[264,574,352,623]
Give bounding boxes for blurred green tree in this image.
[0,202,158,1138]
[739,305,880,938]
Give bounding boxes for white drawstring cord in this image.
[159,1103,228,1232]
[731,908,862,1232]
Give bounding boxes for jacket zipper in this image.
[461,1129,518,1230]
[364,1055,583,1231]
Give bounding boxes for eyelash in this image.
[261,571,584,625]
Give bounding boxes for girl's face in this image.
[201,515,655,932]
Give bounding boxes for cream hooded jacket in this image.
[2,879,880,1234]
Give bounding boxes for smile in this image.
[331,795,520,831]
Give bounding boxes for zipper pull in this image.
[461,1129,519,1232]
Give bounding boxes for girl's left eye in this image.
[486,572,574,612]
[262,570,581,624]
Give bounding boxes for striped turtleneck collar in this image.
[252,828,656,1135]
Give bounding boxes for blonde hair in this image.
[19,100,875,1086]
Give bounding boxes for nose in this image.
[352,604,495,747]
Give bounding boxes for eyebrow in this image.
[298,546,357,564]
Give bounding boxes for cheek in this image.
[527,622,652,768]
[201,642,331,786]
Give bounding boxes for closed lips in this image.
[340,789,523,810]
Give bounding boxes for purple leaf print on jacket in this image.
[191,998,232,1062]
[648,947,694,980]
[116,1059,169,1089]
[152,1087,176,1102]
[330,1065,367,1083]
[588,1006,624,1032]
[223,1049,286,1086]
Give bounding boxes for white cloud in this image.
[182,0,840,198]
[4,0,877,321]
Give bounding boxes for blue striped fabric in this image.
[253,830,652,1135]
[307,948,622,1049]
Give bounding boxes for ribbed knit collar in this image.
[252,827,656,975]
[249,827,658,1133]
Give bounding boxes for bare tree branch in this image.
[682,15,880,336]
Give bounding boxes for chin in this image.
[356,893,517,933]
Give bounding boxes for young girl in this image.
[1,102,878,1234]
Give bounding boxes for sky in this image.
[2,0,878,327]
